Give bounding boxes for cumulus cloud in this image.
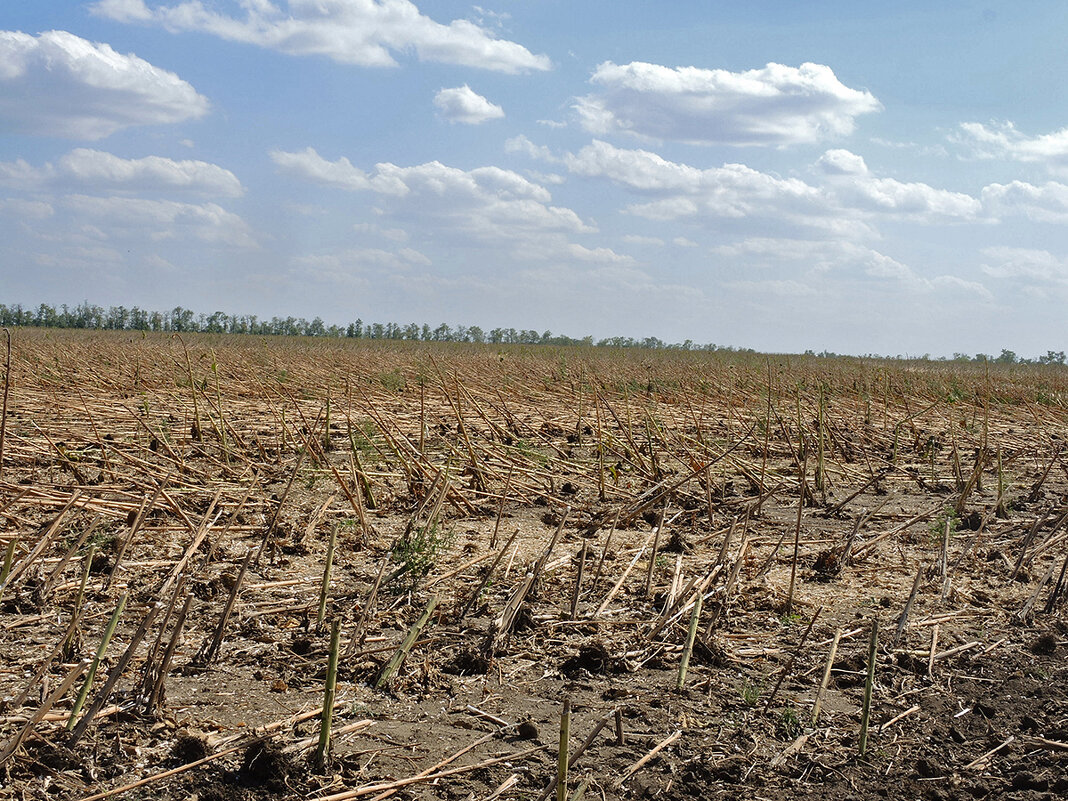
[715,237,991,299]
[979,246,1068,282]
[272,147,593,241]
[294,246,431,276]
[567,244,635,264]
[0,149,243,196]
[981,180,1068,224]
[562,139,837,230]
[433,85,504,124]
[0,29,209,139]
[505,134,559,162]
[817,149,980,221]
[61,194,257,248]
[91,0,551,73]
[953,121,1068,175]
[270,147,372,191]
[574,60,880,147]
[271,146,634,267]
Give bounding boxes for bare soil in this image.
[1,331,1066,800]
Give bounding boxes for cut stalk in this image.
[67,592,127,730]
[675,592,703,691]
[570,540,588,620]
[0,537,15,584]
[556,698,571,801]
[315,619,341,771]
[859,618,879,758]
[375,595,438,690]
[0,660,87,767]
[812,627,842,725]
[0,327,10,480]
[317,522,339,629]
[785,455,806,615]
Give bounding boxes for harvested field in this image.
[1,329,1066,801]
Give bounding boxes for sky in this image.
[2,2,1068,357]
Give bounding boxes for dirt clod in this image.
[171,732,210,764]
[1029,632,1058,655]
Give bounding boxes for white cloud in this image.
[433,85,503,124]
[953,121,1068,175]
[870,137,948,158]
[567,244,635,264]
[712,237,835,263]
[0,30,209,140]
[0,149,243,196]
[0,197,54,220]
[715,237,991,299]
[562,139,838,230]
[272,148,593,242]
[61,194,257,248]
[817,149,980,221]
[815,148,867,176]
[505,134,559,163]
[574,61,880,147]
[979,246,1068,282]
[91,0,551,74]
[270,147,372,192]
[271,146,632,268]
[981,180,1068,224]
[294,246,431,277]
[673,237,698,247]
[525,170,565,186]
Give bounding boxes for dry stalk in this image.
[0,327,10,481]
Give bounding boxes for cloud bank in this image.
[0,149,243,196]
[91,0,551,73]
[574,61,880,146]
[0,30,209,140]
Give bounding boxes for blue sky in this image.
[2,1,1068,356]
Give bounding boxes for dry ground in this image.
[0,330,1066,800]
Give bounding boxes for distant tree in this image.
[35,303,58,327]
[171,306,195,332]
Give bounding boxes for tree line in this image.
[1,301,1062,363]
[0,301,730,351]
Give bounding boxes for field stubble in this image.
[0,330,1066,800]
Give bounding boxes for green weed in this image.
[390,522,454,592]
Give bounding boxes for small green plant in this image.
[390,522,454,592]
[779,609,802,627]
[739,678,763,707]
[928,510,958,544]
[776,706,801,739]
[302,467,327,490]
[349,419,380,463]
[511,439,549,468]
[378,370,406,392]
